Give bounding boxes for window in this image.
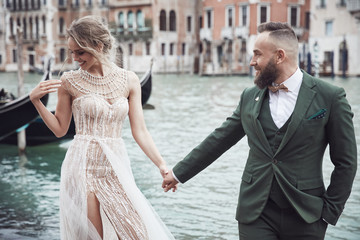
[206,10,212,28]
[160,10,166,31]
[23,18,27,39]
[169,10,176,31]
[10,17,14,36]
[187,16,192,32]
[129,43,133,55]
[325,20,333,36]
[88,0,92,7]
[170,43,174,55]
[42,15,46,34]
[182,43,186,56]
[59,0,65,7]
[145,42,150,55]
[118,12,124,28]
[227,7,233,27]
[161,43,165,56]
[128,11,133,29]
[59,17,65,34]
[240,5,248,26]
[35,16,39,39]
[60,48,66,62]
[260,6,267,23]
[137,10,144,28]
[0,55,2,65]
[305,11,310,30]
[13,49,17,63]
[319,0,326,8]
[289,6,299,27]
[29,17,33,39]
[199,16,203,29]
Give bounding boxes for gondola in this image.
[0,64,153,146]
[0,63,51,141]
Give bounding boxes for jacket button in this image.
[272,159,278,164]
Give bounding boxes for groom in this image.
[162,22,357,239]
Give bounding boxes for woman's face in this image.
[68,37,98,72]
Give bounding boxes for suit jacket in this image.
[173,71,357,225]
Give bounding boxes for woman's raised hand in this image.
[30,79,62,102]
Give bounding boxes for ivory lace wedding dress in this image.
[60,63,174,240]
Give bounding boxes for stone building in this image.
[0,0,202,74]
[308,0,360,77]
[199,0,310,75]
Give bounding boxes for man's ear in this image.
[276,49,286,64]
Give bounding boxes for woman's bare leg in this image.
[87,192,103,238]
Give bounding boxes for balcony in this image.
[221,27,233,40]
[200,28,212,42]
[347,0,360,19]
[235,26,249,39]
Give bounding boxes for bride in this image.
[30,15,176,239]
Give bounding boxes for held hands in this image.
[162,170,178,193]
[159,165,178,192]
[30,79,62,102]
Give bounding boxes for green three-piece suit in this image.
[173,71,357,226]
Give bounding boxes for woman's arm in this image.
[127,71,168,177]
[30,76,73,138]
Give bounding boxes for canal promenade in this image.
[0,72,359,239]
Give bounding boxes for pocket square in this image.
[307,109,327,120]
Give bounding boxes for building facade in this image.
[199,0,310,75]
[308,0,360,77]
[0,0,202,73]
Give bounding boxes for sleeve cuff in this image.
[172,171,182,184]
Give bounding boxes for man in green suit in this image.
[162,22,357,239]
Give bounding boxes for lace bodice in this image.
[62,64,129,138]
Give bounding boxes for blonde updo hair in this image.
[66,15,116,65]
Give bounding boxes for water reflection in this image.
[0,73,359,240]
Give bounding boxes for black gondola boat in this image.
[0,64,51,141]
[0,64,152,146]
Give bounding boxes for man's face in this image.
[250,32,279,89]
[254,57,279,89]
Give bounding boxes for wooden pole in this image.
[16,26,26,153]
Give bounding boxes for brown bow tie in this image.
[268,84,288,93]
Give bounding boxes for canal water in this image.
[0,72,359,240]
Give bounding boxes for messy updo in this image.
[66,15,116,65]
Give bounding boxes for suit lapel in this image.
[252,88,273,158]
[274,72,317,157]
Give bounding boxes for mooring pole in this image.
[16,26,26,153]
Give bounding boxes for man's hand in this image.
[162,170,179,192]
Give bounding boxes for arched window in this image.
[35,16,39,39]
[118,12,124,28]
[29,17,33,39]
[127,11,133,29]
[10,17,14,36]
[159,10,166,31]
[136,10,144,28]
[169,10,176,31]
[23,18,27,39]
[42,15,46,34]
[59,17,64,34]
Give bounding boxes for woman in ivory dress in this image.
[30,16,176,239]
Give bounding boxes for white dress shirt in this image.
[269,68,303,128]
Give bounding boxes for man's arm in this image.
[172,94,246,184]
[322,87,357,225]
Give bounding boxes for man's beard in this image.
[254,59,279,89]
